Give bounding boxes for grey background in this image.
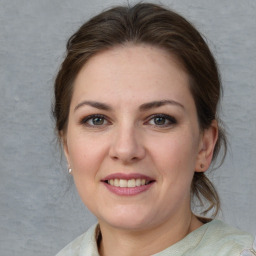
[0,0,255,255]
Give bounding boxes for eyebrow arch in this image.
[139,100,184,111]
[74,101,112,112]
[74,99,184,112]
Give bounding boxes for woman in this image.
[53,3,255,256]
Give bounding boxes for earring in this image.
[68,166,72,174]
[200,163,204,170]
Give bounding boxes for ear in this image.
[195,120,218,172]
[60,131,71,165]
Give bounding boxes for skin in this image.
[62,44,218,256]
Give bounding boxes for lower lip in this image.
[103,182,154,196]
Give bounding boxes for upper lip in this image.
[102,173,155,182]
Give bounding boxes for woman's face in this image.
[63,45,216,231]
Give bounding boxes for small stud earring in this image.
[68,167,72,174]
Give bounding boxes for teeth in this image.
[119,179,127,187]
[135,179,141,186]
[107,178,150,187]
[127,179,135,188]
[114,179,119,186]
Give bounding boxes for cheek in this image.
[67,136,107,207]
[156,135,198,160]
[150,133,199,178]
[67,134,107,176]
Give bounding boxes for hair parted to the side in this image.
[53,3,227,217]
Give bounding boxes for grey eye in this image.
[91,117,105,125]
[80,114,108,126]
[148,114,177,126]
[154,116,167,125]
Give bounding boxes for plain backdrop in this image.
[0,0,255,255]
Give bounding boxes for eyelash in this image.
[146,114,177,127]
[79,113,177,128]
[79,114,110,127]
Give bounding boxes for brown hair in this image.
[53,3,227,217]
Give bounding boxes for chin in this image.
[106,219,151,231]
[97,207,157,231]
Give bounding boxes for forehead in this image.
[80,44,187,81]
[71,44,193,106]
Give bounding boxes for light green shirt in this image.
[56,220,255,256]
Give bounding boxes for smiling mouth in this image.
[105,179,153,188]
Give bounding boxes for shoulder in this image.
[194,220,255,256]
[55,233,85,256]
[55,224,99,256]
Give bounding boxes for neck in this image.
[98,213,203,256]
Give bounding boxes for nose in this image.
[109,124,146,164]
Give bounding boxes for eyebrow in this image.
[74,101,112,112]
[74,99,184,112]
[139,100,184,111]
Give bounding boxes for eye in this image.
[80,114,109,127]
[147,114,177,127]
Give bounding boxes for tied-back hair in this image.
[53,3,227,217]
